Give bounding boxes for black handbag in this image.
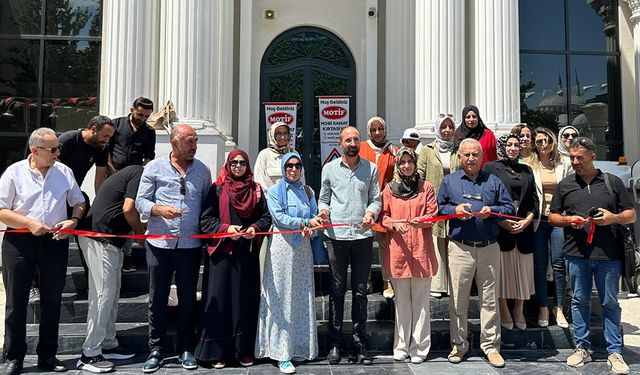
[603,173,637,278]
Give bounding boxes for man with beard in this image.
[318,126,381,365]
[58,115,115,192]
[437,138,514,368]
[108,97,156,272]
[136,125,211,373]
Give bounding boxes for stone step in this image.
[24,320,614,356]
[30,290,603,327]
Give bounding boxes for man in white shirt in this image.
[0,127,86,374]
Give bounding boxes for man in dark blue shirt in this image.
[437,138,514,368]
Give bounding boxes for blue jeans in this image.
[533,220,566,308]
[565,256,622,353]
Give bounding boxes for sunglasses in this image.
[37,146,60,153]
[230,160,247,167]
[534,139,551,146]
[285,163,302,170]
[179,177,186,196]
[561,132,578,139]
[572,137,596,151]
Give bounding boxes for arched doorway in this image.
[260,27,356,193]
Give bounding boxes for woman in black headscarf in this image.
[453,105,497,165]
[482,134,538,330]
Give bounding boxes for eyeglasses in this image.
[462,193,482,201]
[179,177,186,196]
[285,163,302,170]
[229,160,247,167]
[37,146,60,153]
[274,131,290,138]
[561,132,578,139]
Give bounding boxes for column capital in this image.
[623,0,640,21]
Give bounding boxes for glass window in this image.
[45,0,101,37]
[42,40,100,132]
[0,0,42,35]
[567,0,610,52]
[0,135,29,171]
[520,53,566,131]
[0,39,40,133]
[519,0,565,50]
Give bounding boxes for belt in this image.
[458,238,497,248]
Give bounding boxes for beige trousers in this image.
[448,241,501,355]
[430,236,449,293]
[377,232,390,281]
[391,277,432,360]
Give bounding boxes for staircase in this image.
[24,240,612,355]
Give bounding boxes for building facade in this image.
[0,0,638,195]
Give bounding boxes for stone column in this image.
[99,0,160,118]
[414,0,465,139]
[157,0,234,140]
[468,0,520,132]
[384,1,416,141]
[623,0,640,161]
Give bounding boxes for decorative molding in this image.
[622,0,640,20]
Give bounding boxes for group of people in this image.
[0,99,635,375]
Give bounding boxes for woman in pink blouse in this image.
[380,147,438,364]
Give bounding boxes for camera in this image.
[368,7,376,17]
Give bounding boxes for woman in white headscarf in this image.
[557,126,579,158]
[416,113,461,297]
[253,122,304,189]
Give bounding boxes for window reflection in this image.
[0,0,42,35]
[0,135,29,172]
[43,40,100,132]
[520,54,566,132]
[45,0,101,37]
[0,39,40,133]
[519,0,565,50]
[568,0,614,52]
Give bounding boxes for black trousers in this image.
[328,237,373,347]
[146,242,201,354]
[2,232,69,361]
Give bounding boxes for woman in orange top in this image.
[380,147,438,364]
[359,116,397,298]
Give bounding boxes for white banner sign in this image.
[264,102,298,149]
[318,96,350,166]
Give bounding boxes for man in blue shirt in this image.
[318,126,381,365]
[135,125,211,373]
[437,138,513,368]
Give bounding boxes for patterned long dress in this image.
[254,225,318,361]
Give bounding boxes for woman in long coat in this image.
[195,150,272,369]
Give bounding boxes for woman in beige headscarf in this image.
[253,122,304,189]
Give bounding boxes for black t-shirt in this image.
[58,129,109,186]
[109,116,156,170]
[549,170,635,260]
[85,165,143,247]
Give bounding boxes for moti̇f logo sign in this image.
[322,106,347,120]
[268,112,294,124]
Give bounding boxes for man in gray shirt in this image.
[318,125,381,365]
[135,125,211,373]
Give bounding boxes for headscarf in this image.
[434,114,456,153]
[453,105,487,145]
[389,147,419,199]
[222,149,258,219]
[268,121,292,154]
[558,125,579,156]
[367,116,391,149]
[276,152,312,246]
[497,133,522,169]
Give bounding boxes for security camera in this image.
[368,7,376,17]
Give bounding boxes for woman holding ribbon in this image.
[417,113,460,298]
[254,152,323,374]
[380,147,438,364]
[523,127,573,328]
[483,134,538,330]
[195,150,272,369]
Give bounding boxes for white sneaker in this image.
[167,285,178,306]
[410,356,424,364]
[278,360,296,374]
[608,353,629,374]
[566,347,592,367]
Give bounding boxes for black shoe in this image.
[122,255,136,273]
[102,345,135,360]
[179,351,198,370]
[0,360,22,375]
[37,356,68,372]
[142,350,162,373]
[76,354,114,373]
[327,346,341,365]
[354,342,373,365]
